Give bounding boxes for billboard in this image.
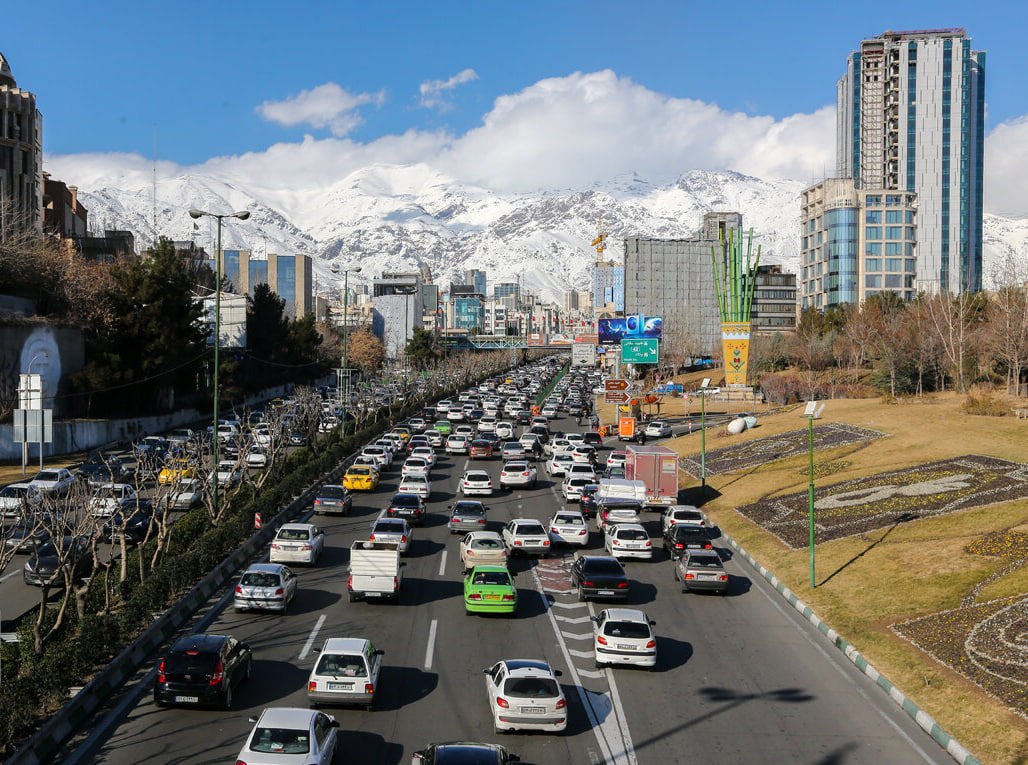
[598,315,663,345]
[621,338,659,364]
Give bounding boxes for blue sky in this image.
[9,0,1028,214]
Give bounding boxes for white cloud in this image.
[419,68,479,109]
[256,82,386,137]
[984,116,1028,218]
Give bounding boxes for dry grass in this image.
[654,390,1028,764]
[0,455,83,486]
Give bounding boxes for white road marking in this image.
[561,631,594,640]
[424,618,438,669]
[550,600,586,609]
[0,571,22,582]
[569,648,594,658]
[438,550,447,576]
[298,614,326,660]
[555,614,592,624]
[579,668,605,679]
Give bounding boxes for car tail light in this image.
[236,760,248,765]
[314,499,322,505]
[209,660,224,686]
[704,543,712,549]
[158,659,166,683]
[393,576,398,589]
[582,580,594,587]
[719,574,728,581]
[271,543,280,550]
[365,683,374,693]
[685,573,695,579]
[543,540,550,546]
[612,539,620,545]
[597,635,608,645]
[522,472,529,477]
[646,639,656,648]
[502,594,515,601]
[556,698,567,710]
[617,582,628,588]
[514,540,522,546]
[675,543,684,549]
[645,541,652,547]
[301,544,312,551]
[468,593,482,600]
[401,536,408,544]
[275,587,284,595]
[478,519,487,524]
[369,534,375,541]
[496,697,509,709]
[348,575,353,589]
[309,681,317,691]
[234,585,242,594]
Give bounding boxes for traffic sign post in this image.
[621,338,659,364]
[604,391,631,404]
[604,379,629,391]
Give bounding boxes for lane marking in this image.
[438,550,447,576]
[555,614,592,624]
[0,571,22,583]
[550,601,586,609]
[298,614,326,660]
[579,669,605,679]
[424,618,438,669]
[561,631,594,640]
[569,648,594,658]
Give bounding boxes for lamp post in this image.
[332,265,361,439]
[188,208,250,522]
[698,377,711,491]
[803,400,826,588]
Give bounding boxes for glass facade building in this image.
[454,297,484,331]
[249,260,268,294]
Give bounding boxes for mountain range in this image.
[71,165,1028,304]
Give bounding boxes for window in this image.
[885,226,903,239]
[905,210,914,223]
[884,275,903,288]
[885,210,903,223]
[865,258,881,272]
[865,227,882,240]
[865,275,882,288]
[866,242,882,255]
[865,210,882,223]
[905,258,916,272]
[866,195,881,206]
[886,258,903,272]
[886,195,902,206]
[905,227,916,240]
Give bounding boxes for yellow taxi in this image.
[343,465,379,491]
[158,459,196,486]
[391,426,412,443]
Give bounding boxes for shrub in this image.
[961,392,1008,417]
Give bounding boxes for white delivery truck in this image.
[348,540,405,603]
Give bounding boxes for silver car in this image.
[499,462,537,490]
[675,550,729,594]
[502,519,551,557]
[448,501,489,534]
[234,563,297,612]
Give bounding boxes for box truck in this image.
[617,416,637,441]
[348,540,405,602]
[625,445,679,507]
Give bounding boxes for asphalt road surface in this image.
[70,417,952,765]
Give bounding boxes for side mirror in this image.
[374,649,385,655]
[649,620,656,626]
[330,718,340,728]
[590,616,599,623]
[482,668,491,674]
[509,755,521,762]
[248,716,258,723]
[553,669,563,677]
[412,754,426,762]
[240,643,251,651]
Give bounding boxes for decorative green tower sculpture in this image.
[710,227,761,385]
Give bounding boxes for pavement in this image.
[63,416,952,765]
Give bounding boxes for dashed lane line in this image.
[578,669,605,679]
[569,648,594,659]
[551,601,585,609]
[561,631,593,640]
[438,550,447,576]
[424,618,438,670]
[298,614,326,661]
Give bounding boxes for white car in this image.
[410,446,437,468]
[460,470,494,496]
[546,454,574,477]
[166,478,203,510]
[401,457,430,479]
[446,409,466,422]
[599,506,642,533]
[606,451,628,468]
[28,468,77,496]
[459,531,509,572]
[307,637,383,710]
[484,659,567,733]
[495,422,515,440]
[216,460,243,487]
[424,429,444,447]
[564,433,585,446]
[499,461,537,490]
[477,416,498,433]
[541,404,558,417]
[592,608,657,669]
[567,463,597,482]
[436,400,453,414]
[361,446,391,469]
[253,427,273,447]
[445,435,470,455]
[662,505,709,533]
[0,483,42,517]
[270,523,325,565]
[234,563,297,612]
[88,483,137,517]
[502,518,551,557]
[246,448,268,468]
[570,445,597,464]
[518,432,540,451]
[370,516,412,555]
[562,477,592,502]
[235,707,338,765]
[454,425,475,438]
[548,510,589,547]
[398,475,431,499]
[604,523,653,559]
[645,421,672,438]
[547,438,574,457]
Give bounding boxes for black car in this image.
[154,633,252,709]
[582,432,603,447]
[571,556,630,602]
[467,408,485,422]
[24,536,93,585]
[313,485,352,515]
[515,410,533,424]
[663,525,713,559]
[288,431,308,446]
[386,493,426,525]
[421,406,437,422]
[101,501,156,544]
[78,454,129,485]
[4,522,52,554]
[578,485,601,518]
[412,742,520,764]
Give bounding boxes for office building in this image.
[465,269,487,298]
[0,52,42,234]
[593,263,625,315]
[836,28,985,294]
[373,274,424,358]
[494,282,519,300]
[576,290,593,313]
[205,250,313,318]
[562,291,579,312]
[750,265,798,334]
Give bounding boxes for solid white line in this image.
[438,550,447,577]
[424,618,438,669]
[0,570,21,582]
[298,614,326,660]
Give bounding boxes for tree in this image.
[348,328,386,372]
[984,261,1028,396]
[404,327,441,368]
[864,293,910,396]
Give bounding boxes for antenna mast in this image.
[152,126,157,245]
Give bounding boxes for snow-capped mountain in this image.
[72,165,1027,302]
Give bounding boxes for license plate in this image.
[365,591,381,597]
[521,706,545,714]
[598,590,615,596]
[328,682,353,690]
[174,696,199,703]
[617,644,635,650]
[700,574,717,580]
[485,594,501,600]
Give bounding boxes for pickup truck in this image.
[348,540,405,603]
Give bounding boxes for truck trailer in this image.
[624,444,679,507]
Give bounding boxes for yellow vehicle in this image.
[158,459,195,486]
[343,465,379,491]
[391,426,412,443]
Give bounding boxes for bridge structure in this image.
[439,334,574,350]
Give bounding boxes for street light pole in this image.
[333,265,361,440]
[803,400,825,588]
[188,208,250,522]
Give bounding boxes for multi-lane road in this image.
[68,417,951,765]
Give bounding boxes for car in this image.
[502,519,550,557]
[517,433,541,453]
[567,463,597,483]
[465,565,517,616]
[391,426,413,443]
[270,523,325,565]
[411,742,521,764]
[604,523,653,560]
[483,659,566,733]
[386,493,426,525]
[398,474,431,500]
[548,510,589,547]
[662,524,713,559]
[23,536,93,585]
[246,448,269,468]
[351,454,381,472]
[571,555,630,601]
[215,460,244,487]
[408,418,427,433]
[100,501,156,544]
[424,429,444,447]
[288,431,308,447]
[446,435,471,455]
[154,633,252,709]
[494,421,515,439]
[541,404,558,418]
[446,408,466,422]
[591,608,657,669]
[582,431,603,447]
[370,516,412,555]
[662,505,709,532]
[313,485,352,515]
[562,476,592,502]
[459,470,494,496]
[78,454,129,486]
[453,424,476,438]
[307,637,384,710]
[469,440,494,460]
[435,420,453,436]
[157,458,195,486]
[598,506,642,533]
[28,468,76,497]
[547,437,574,457]
[500,442,529,462]
[343,465,379,492]
[644,421,672,438]
[605,465,627,479]
[477,416,498,433]
[402,457,431,479]
[606,451,628,469]
[361,445,392,469]
[88,483,138,518]
[675,550,730,593]
[235,707,338,765]
[459,530,507,571]
[162,477,203,510]
[234,563,297,612]
[546,454,574,477]
[448,501,489,534]
[570,445,597,464]
[499,461,537,490]
[4,522,52,554]
[515,410,533,424]
[410,446,437,468]
[0,483,42,518]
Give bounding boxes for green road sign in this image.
[621,338,659,364]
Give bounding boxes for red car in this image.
[469,439,494,459]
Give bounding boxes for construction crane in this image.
[591,217,607,262]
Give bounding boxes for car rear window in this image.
[472,571,511,586]
[240,572,280,587]
[434,746,501,764]
[453,502,485,514]
[517,522,546,535]
[467,472,490,481]
[392,495,419,507]
[471,538,502,549]
[503,677,559,698]
[249,727,310,754]
[555,515,584,525]
[320,487,347,498]
[675,511,703,522]
[375,521,405,532]
[278,528,310,541]
[617,528,648,540]
[602,621,651,639]
[688,555,723,568]
[315,653,366,677]
[583,559,624,575]
[166,652,218,674]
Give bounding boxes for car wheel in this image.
[348,591,358,603]
[365,701,374,712]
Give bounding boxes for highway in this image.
[70,414,951,765]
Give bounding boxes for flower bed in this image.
[679,423,886,478]
[736,455,1028,549]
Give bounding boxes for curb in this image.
[721,531,982,765]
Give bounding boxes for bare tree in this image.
[924,292,979,392]
[984,261,1028,396]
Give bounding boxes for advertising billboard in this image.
[598,315,663,345]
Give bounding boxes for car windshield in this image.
[315,653,367,677]
[33,541,59,557]
[277,528,310,541]
[603,621,651,639]
[35,472,61,481]
[240,572,280,587]
[517,522,545,535]
[0,486,27,498]
[320,487,347,498]
[689,555,723,568]
[249,726,310,755]
[503,677,559,698]
[471,538,501,549]
[555,515,585,526]
[583,560,624,575]
[472,571,511,586]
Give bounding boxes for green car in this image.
[435,420,453,435]
[464,565,517,615]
